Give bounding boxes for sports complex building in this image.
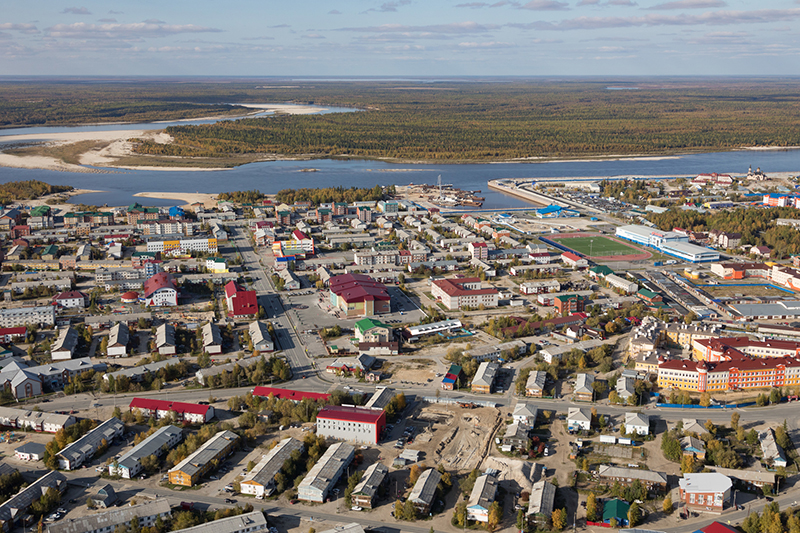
[615,225,719,263]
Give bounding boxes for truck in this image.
[600,435,617,444]
[618,438,633,446]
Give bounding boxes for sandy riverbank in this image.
[133,192,219,209]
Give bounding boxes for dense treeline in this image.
[274,185,387,205]
[648,207,800,258]
[0,180,72,202]
[217,190,266,203]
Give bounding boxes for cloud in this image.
[456,1,490,6]
[520,0,569,10]
[0,32,11,40]
[98,18,116,23]
[44,22,223,39]
[108,10,123,14]
[328,10,342,14]
[0,23,39,34]
[269,24,291,28]
[607,0,637,5]
[511,8,800,30]
[339,21,498,34]
[646,0,726,9]
[577,0,600,4]
[144,19,166,24]
[61,7,91,15]
[457,40,513,48]
[241,36,275,40]
[302,33,326,39]
[365,0,412,13]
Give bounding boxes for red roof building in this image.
[128,398,214,424]
[0,326,26,343]
[315,405,386,445]
[252,386,330,402]
[328,274,391,318]
[694,336,800,362]
[121,291,140,303]
[224,281,258,318]
[143,272,178,306]
[430,277,499,310]
[54,291,88,309]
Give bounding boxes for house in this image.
[525,370,547,397]
[129,398,215,424]
[471,362,498,394]
[202,322,223,355]
[277,269,301,290]
[107,322,129,357]
[51,326,79,361]
[168,430,240,486]
[91,484,118,508]
[467,474,498,523]
[573,373,595,401]
[225,281,258,318]
[561,252,588,268]
[616,375,635,400]
[57,417,124,470]
[512,403,538,427]
[527,480,556,527]
[682,418,710,436]
[567,407,592,432]
[502,422,530,450]
[597,465,668,493]
[155,323,177,355]
[678,472,732,511]
[8,370,41,399]
[624,412,650,436]
[249,321,274,353]
[144,272,178,306]
[759,429,788,468]
[109,425,183,479]
[351,462,389,509]
[315,406,386,445]
[409,468,442,515]
[0,327,26,344]
[354,318,392,343]
[603,498,630,526]
[298,442,354,502]
[14,441,46,461]
[53,291,87,309]
[681,436,707,460]
[240,437,305,498]
[750,245,771,258]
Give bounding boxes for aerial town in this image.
[2,167,800,533]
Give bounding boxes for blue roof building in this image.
[169,206,185,218]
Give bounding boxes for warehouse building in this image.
[467,474,498,523]
[351,462,389,509]
[409,468,442,515]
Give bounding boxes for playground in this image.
[547,232,652,261]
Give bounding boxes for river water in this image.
[1,107,799,209]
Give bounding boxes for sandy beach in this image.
[133,192,219,209]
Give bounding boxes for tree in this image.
[628,502,642,527]
[663,494,673,514]
[731,412,740,431]
[551,508,566,530]
[681,454,696,474]
[770,388,782,404]
[684,312,697,325]
[586,493,598,522]
[402,500,416,520]
[581,458,589,472]
[699,392,711,407]
[487,501,502,532]
[746,429,759,446]
[516,509,526,532]
[408,464,423,486]
[609,391,621,404]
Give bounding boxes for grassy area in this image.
[701,284,792,298]
[6,140,108,165]
[550,235,638,257]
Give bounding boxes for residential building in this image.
[143,272,178,306]
[155,323,176,355]
[554,294,586,314]
[616,375,635,401]
[527,480,556,527]
[225,281,258,318]
[57,417,124,470]
[168,430,240,486]
[471,362,498,394]
[129,398,215,424]
[351,462,389,509]
[51,327,79,361]
[657,354,800,393]
[440,364,464,391]
[0,406,75,433]
[354,318,392,343]
[146,237,218,255]
[467,474,498,523]
[328,274,391,317]
[502,422,530,450]
[0,327,26,343]
[431,277,499,310]
[249,321,274,353]
[678,473,732,512]
[169,511,267,533]
[298,442,355,503]
[240,437,305,498]
[53,291,86,309]
[107,322,129,357]
[682,418,710,437]
[252,386,330,403]
[15,442,46,461]
[46,499,171,533]
[195,356,262,386]
[573,373,595,401]
[567,407,592,432]
[561,252,589,268]
[363,387,396,410]
[597,465,667,493]
[624,412,650,436]
[103,359,175,385]
[202,322,223,354]
[109,425,183,479]
[681,436,707,460]
[704,467,775,491]
[0,357,105,399]
[519,279,561,295]
[468,241,488,260]
[512,403,538,427]
[0,471,67,532]
[409,468,442,515]
[760,429,787,468]
[525,370,547,397]
[315,406,386,445]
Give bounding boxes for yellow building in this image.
[168,430,239,487]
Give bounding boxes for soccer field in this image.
[551,235,637,257]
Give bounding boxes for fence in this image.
[422,397,498,408]
[539,236,581,256]
[655,402,755,409]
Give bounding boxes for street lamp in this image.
[590,239,594,259]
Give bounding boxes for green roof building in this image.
[602,498,630,526]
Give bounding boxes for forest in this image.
[0,180,72,202]
[274,185,389,205]
[8,79,800,160]
[648,206,800,258]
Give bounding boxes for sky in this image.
[2,0,800,76]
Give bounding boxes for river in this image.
[1,107,799,209]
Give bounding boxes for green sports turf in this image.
[551,235,637,256]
